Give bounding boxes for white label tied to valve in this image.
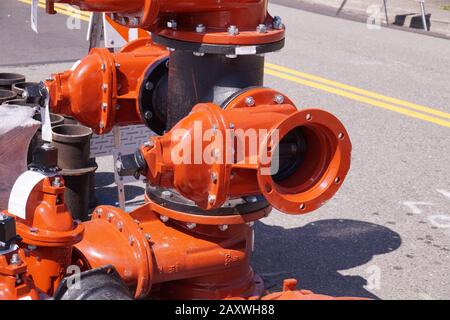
[31,0,38,33]
[8,171,47,220]
[40,95,52,142]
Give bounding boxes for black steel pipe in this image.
[0,73,25,90]
[166,51,265,129]
[51,124,96,221]
[0,90,17,104]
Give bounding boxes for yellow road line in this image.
[264,68,450,128]
[16,1,449,128]
[28,0,90,17]
[18,0,90,21]
[266,62,450,120]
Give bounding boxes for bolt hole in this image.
[338,132,344,140]
[306,114,312,121]
[265,183,273,193]
[299,203,306,210]
[335,177,341,184]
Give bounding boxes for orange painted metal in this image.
[0,248,40,300]
[28,0,358,301]
[47,38,168,134]
[140,90,352,214]
[51,0,284,45]
[7,176,84,296]
[74,203,261,299]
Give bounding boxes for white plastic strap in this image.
[31,0,39,33]
[40,95,52,142]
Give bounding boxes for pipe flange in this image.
[92,206,153,298]
[152,34,285,56]
[221,87,294,110]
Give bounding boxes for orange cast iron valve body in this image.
[0,247,40,300]
[52,1,283,46]
[46,38,168,134]
[8,176,84,296]
[140,89,352,214]
[74,204,262,299]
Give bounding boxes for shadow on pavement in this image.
[252,219,402,299]
[95,184,145,206]
[94,172,116,188]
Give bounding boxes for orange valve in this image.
[46,38,168,134]
[138,88,352,214]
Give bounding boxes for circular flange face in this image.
[138,56,169,135]
[152,34,285,55]
[257,109,352,215]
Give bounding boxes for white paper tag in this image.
[235,46,257,55]
[31,0,39,34]
[40,96,52,142]
[8,171,47,219]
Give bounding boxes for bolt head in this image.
[145,81,154,91]
[167,20,177,29]
[195,24,206,33]
[256,24,268,33]
[52,177,62,187]
[208,194,216,205]
[273,16,285,30]
[10,254,21,265]
[160,215,169,223]
[227,25,239,36]
[130,17,140,27]
[161,190,173,199]
[144,111,153,120]
[30,227,39,233]
[145,233,152,240]
[218,224,229,231]
[245,96,255,107]
[193,52,205,57]
[274,94,285,104]
[143,140,154,148]
[186,222,197,230]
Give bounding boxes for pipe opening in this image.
[271,124,337,195]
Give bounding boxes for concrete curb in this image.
[273,0,450,38]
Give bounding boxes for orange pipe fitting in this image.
[74,204,260,299]
[0,248,40,300]
[140,89,352,214]
[47,39,168,134]
[8,176,84,296]
[52,0,283,45]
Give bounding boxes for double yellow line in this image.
[16,1,450,128]
[265,63,450,128]
[18,0,90,22]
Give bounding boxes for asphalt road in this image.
[1,0,450,300]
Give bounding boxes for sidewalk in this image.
[295,0,450,36]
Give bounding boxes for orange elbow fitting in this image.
[47,39,168,134]
[140,88,352,215]
[74,204,258,299]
